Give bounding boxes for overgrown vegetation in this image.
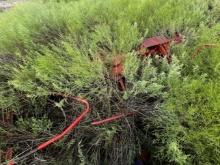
[0,0,219,164]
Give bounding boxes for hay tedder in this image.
[3,33,186,165]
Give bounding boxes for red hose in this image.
[91,112,135,126]
[5,94,134,164]
[6,95,90,165]
[37,97,90,150]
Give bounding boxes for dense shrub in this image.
[0,0,219,164]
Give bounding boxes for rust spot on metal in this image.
[139,33,184,63]
[111,56,126,91]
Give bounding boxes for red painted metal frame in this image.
[92,112,135,126]
[111,56,126,91]
[138,33,184,63]
[37,96,90,150]
[7,160,14,165]
[5,148,14,165]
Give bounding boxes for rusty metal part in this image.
[111,56,124,76]
[138,33,184,63]
[0,148,14,165]
[111,56,126,91]
[139,36,170,49]
[5,148,13,162]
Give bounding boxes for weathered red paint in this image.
[5,148,13,161]
[111,56,126,91]
[139,36,170,49]
[139,33,184,63]
[7,160,14,165]
[5,148,14,165]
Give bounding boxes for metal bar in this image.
[91,112,135,126]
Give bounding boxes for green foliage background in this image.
[0,0,219,164]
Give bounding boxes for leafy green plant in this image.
[16,116,52,135]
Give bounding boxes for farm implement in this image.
[138,32,184,63]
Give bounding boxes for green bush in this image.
[0,0,219,164]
